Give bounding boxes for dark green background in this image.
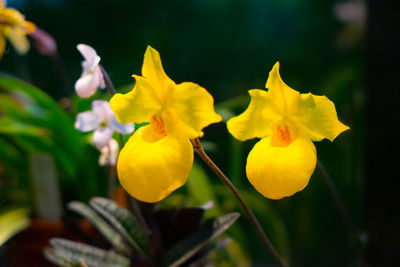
[2,0,397,266]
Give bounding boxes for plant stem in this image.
[100,65,151,237]
[100,64,124,147]
[51,53,73,96]
[191,138,287,267]
[99,65,116,95]
[317,160,356,233]
[129,197,152,237]
[108,164,116,200]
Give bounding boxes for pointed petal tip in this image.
[266,61,282,88]
[145,44,159,56]
[329,122,350,142]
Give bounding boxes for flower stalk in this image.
[99,64,117,95]
[317,160,356,233]
[191,138,287,267]
[108,164,116,200]
[99,64,124,148]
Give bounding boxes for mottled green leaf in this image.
[68,201,131,256]
[89,197,152,262]
[45,238,129,267]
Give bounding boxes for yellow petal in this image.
[116,125,193,203]
[110,75,162,124]
[294,93,349,141]
[227,89,280,141]
[246,136,317,199]
[141,45,174,100]
[4,26,29,54]
[265,62,300,115]
[163,82,222,138]
[24,21,36,34]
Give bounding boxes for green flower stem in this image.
[129,196,152,237]
[100,65,124,147]
[51,52,73,96]
[192,138,287,267]
[100,65,151,238]
[108,164,116,200]
[317,160,356,233]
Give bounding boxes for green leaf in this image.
[186,163,222,217]
[0,118,47,137]
[43,248,73,267]
[0,207,30,246]
[214,185,291,262]
[45,238,130,267]
[68,202,131,256]
[89,197,153,263]
[215,95,250,111]
[203,237,232,255]
[0,76,85,179]
[162,212,240,267]
[154,202,213,246]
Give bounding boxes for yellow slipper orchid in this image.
[110,46,221,203]
[0,2,35,60]
[227,62,349,199]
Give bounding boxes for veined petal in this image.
[93,126,113,150]
[117,126,193,203]
[227,89,280,141]
[75,73,99,98]
[75,110,100,132]
[265,62,300,115]
[94,65,105,89]
[110,75,161,124]
[141,45,174,99]
[246,136,317,199]
[77,44,100,71]
[4,26,29,54]
[164,82,222,138]
[91,100,112,120]
[294,93,349,141]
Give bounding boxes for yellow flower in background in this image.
[0,1,35,60]
[110,46,221,203]
[227,62,349,200]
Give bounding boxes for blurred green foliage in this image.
[0,0,364,265]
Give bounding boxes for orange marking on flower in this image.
[151,115,167,137]
[270,123,296,147]
[277,125,291,144]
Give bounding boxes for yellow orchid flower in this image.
[0,1,35,60]
[227,62,349,200]
[110,46,221,203]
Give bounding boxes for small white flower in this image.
[99,138,119,166]
[75,100,134,149]
[75,44,105,98]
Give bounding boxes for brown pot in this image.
[4,218,94,267]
